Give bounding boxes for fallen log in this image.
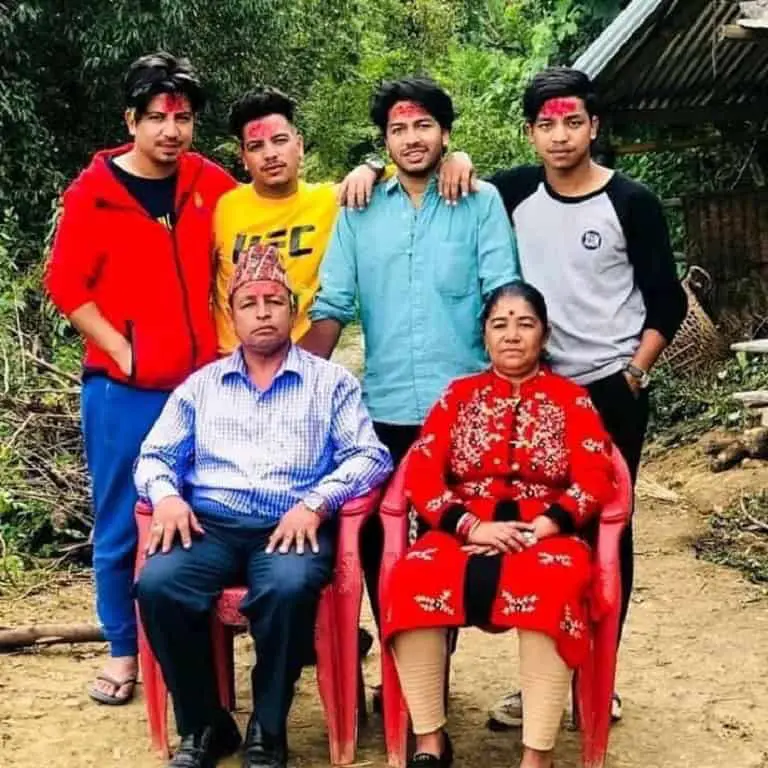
[732,391,768,407]
[730,340,768,354]
[0,623,104,650]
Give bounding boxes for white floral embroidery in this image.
[449,386,511,474]
[505,480,551,500]
[438,387,453,411]
[538,552,573,567]
[500,591,539,615]
[414,590,455,615]
[413,433,436,458]
[511,396,568,480]
[565,483,596,517]
[406,548,438,562]
[425,490,458,513]
[560,605,585,639]
[458,478,494,498]
[582,438,605,454]
[575,395,597,411]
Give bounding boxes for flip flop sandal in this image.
[88,674,137,705]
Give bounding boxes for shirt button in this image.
[493,458,501,466]
[511,462,521,472]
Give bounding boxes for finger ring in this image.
[522,531,536,544]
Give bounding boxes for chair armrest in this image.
[338,486,383,518]
[379,453,410,518]
[135,502,153,549]
[591,450,633,616]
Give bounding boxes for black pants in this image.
[586,370,650,643]
[135,515,334,737]
[361,422,421,626]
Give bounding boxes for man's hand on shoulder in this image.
[438,151,477,204]
[336,163,379,210]
[147,496,205,555]
[266,500,326,555]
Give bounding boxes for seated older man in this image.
[134,244,392,768]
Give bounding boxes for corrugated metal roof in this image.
[573,0,768,125]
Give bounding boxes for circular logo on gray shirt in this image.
[581,230,602,250]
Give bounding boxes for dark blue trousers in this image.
[81,375,169,657]
[135,515,335,737]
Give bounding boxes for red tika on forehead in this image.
[157,93,191,114]
[538,97,582,119]
[389,100,429,121]
[244,116,285,141]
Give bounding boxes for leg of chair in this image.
[317,512,366,765]
[137,619,170,757]
[211,619,236,712]
[379,513,409,768]
[316,587,345,764]
[578,611,620,768]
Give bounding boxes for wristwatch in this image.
[624,362,650,389]
[303,493,329,518]
[363,155,386,179]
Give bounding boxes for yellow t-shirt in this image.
[213,181,339,352]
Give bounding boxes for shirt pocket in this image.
[434,240,475,298]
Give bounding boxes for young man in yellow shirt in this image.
[213,88,342,350]
[213,87,476,352]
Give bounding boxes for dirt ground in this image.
[2,441,767,768]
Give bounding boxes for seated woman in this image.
[382,281,615,768]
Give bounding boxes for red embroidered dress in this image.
[382,368,615,668]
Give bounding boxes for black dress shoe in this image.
[407,732,454,768]
[170,715,242,768]
[242,716,287,768]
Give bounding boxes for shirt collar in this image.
[385,172,438,196]
[221,344,304,384]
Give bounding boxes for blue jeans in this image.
[135,515,335,736]
[81,375,169,657]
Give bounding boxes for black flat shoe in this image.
[242,715,287,768]
[170,714,241,768]
[408,732,453,768]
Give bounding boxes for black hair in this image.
[124,52,205,118]
[228,87,296,143]
[522,67,599,123]
[370,76,455,133]
[481,280,549,331]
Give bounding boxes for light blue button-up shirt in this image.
[134,345,392,523]
[310,176,520,424]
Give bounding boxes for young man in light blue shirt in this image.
[302,76,520,629]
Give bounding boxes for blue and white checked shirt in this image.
[134,345,393,523]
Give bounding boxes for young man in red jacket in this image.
[45,52,235,705]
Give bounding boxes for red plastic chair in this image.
[134,488,382,765]
[378,449,632,768]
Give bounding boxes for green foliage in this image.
[2,0,748,568]
[648,356,768,449]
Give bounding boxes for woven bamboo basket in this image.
[658,265,729,375]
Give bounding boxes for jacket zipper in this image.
[98,161,205,375]
[170,167,203,372]
[125,320,137,381]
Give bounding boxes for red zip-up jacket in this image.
[45,146,236,390]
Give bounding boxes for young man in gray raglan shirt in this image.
[486,68,687,729]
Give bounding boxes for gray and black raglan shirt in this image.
[488,167,687,385]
